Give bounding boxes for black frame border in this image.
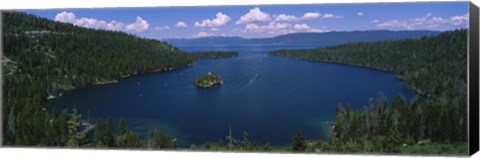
[469,1,479,156]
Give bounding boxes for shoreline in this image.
[44,64,193,100]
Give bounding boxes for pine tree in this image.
[6,107,16,145]
[33,109,45,144]
[126,131,144,148]
[361,106,370,152]
[58,109,69,146]
[66,107,85,147]
[46,107,57,146]
[216,139,225,148]
[116,130,143,148]
[43,110,53,146]
[93,118,105,145]
[333,103,344,140]
[344,103,353,139]
[368,97,379,135]
[87,110,93,124]
[96,140,106,148]
[292,130,307,152]
[385,110,401,153]
[119,118,127,135]
[147,129,176,149]
[241,131,252,150]
[104,115,116,147]
[226,125,234,150]
[392,95,409,137]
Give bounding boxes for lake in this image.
[46,44,415,147]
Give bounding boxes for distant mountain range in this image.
[163,30,441,46]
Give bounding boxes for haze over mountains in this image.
[164,30,441,46]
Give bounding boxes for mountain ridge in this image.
[164,30,441,46]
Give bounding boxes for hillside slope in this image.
[2,12,193,146]
[271,29,468,148]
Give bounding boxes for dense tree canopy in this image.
[271,29,468,154]
[2,11,193,146]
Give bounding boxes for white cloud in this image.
[302,12,321,19]
[55,11,150,33]
[322,13,343,19]
[73,17,108,30]
[154,26,170,30]
[450,13,469,26]
[106,20,125,31]
[274,12,322,22]
[274,14,299,22]
[357,12,364,16]
[425,13,432,18]
[376,13,469,30]
[236,7,272,24]
[125,16,149,32]
[242,22,329,35]
[323,14,334,18]
[371,19,380,23]
[175,21,188,28]
[194,12,231,27]
[210,28,219,31]
[55,11,76,23]
[273,12,340,22]
[193,31,215,38]
[236,8,342,24]
[243,22,288,34]
[293,23,311,30]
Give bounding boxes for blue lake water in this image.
[46,44,415,147]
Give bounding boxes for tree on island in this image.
[194,72,224,88]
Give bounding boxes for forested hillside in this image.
[270,29,467,154]
[2,12,193,146]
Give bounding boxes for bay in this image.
[46,44,415,147]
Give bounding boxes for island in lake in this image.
[194,72,224,88]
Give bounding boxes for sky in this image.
[23,2,469,39]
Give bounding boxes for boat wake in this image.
[248,74,259,85]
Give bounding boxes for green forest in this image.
[1,11,197,146]
[270,29,468,154]
[1,12,241,149]
[1,11,468,155]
